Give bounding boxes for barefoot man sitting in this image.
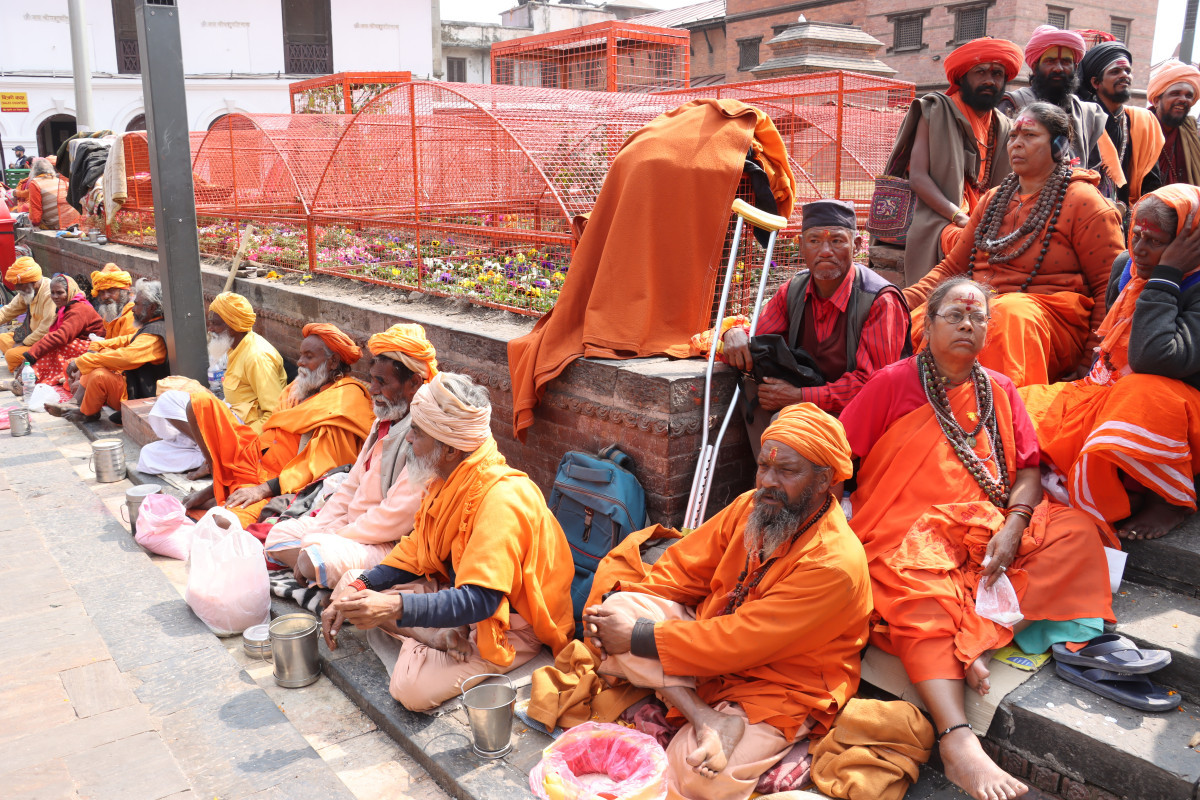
[321,372,574,711]
[583,404,871,800]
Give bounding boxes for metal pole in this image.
[66,0,95,132]
[136,0,208,381]
[1182,0,1199,65]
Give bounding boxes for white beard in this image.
[96,299,121,322]
[207,331,234,363]
[372,396,409,422]
[406,444,443,490]
[292,362,330,401]
[18,287,34,301]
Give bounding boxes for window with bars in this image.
[111,0,140,74]
[1110,18,1130,43]
[282,0,333,75]
[893,15,924,52]
[1047,7,1069,28]
[954,5,988,43]
[651,48,673,79]
[737,37,761,71]
[447,57,467,82]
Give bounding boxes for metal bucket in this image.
[119,484,161,533]
[9,408,30,437]
[461,673,515,758]
[269,613,320,688]
[88,439,126,483]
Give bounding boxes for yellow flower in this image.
[552,271,565,282]
[266,270,280,280]
[516,254,526,264]
[530,288,542,298]
[391,268,401,277]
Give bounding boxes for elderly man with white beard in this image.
[263,324,439,588]
[90,264,137,339]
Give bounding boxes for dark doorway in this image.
[126,113,146,132]
[37,114,77,158]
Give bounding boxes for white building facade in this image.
[0,0,433,159]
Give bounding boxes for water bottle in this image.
[207,356,226,400]
[20,363,35,408]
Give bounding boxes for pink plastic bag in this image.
[185,507,271,636]
[134,493,195,560]
[529,722,668,800]
[976,563,1024,627]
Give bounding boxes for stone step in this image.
[1123,519,1200,598]
[1112,581,1200,704]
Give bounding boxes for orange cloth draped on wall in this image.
[843,359,1113,683]
[507,98,796,440]
[904,169,1124,386]
[191,376,374,527]
[381,436,574,667]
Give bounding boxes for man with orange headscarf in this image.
[264,324,439,588]
[90,263,136,338]
[583,404,871,800]
[1020,185,1200,543]
[321,372,573,713]
[886,37,1022,283]
[178,322,375,528]
[0,257,55,378]
[1149,60,1200,186]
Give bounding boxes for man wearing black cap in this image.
[721,199,911,419]
[9,146,31,169]
[1077,41,1162,211]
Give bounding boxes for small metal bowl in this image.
[243,624,272,660]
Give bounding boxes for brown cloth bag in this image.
[809,698,935,800]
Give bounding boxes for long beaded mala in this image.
[967,163,1072,293]
[964,111,1000,196]
[918,350,1011,506]
[721,494,833,616]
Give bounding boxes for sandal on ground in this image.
[1055,662,1180,712]
[1051,634,1171,675]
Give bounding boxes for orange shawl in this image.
[507,98,795,440]
[382,437,574,666]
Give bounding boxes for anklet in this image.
[938,722,972,741]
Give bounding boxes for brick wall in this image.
[688,23,728,81]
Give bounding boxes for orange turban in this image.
[1024,25,1084,69]
[762,403,853,481]
[6,256,42,285]
[1130,184,1200,252]
[90,263,132,297]
[410,372,491,452]
[209,292,255,332]
[1148,59,1200,106]
[367,323,439,382]
[302,322,362,364]
[944,38,1023,94]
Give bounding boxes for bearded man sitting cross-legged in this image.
[583,404,871,800]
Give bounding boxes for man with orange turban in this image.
[174,322,376,528]
[886,37,1023,282]
[264,324,440,589]
[0,256,54,378]
[1149,59,1200,186]
[90,263,136,338]
[582,404,870,800]
[321,372,574,713]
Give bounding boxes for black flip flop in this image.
[1051,634,1171,675]
[1055,662,1181,712]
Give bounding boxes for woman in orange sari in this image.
[1020,185,1200,543]
[841,277,1114,800]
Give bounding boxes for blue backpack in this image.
[548,445,647,638]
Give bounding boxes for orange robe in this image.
[192,376,374,527]
[844,359,1113,683]
[615,492,871,738]
[905,170,1124,386]
[381,437,574,665]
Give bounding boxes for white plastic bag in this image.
[185,507,270,636]
[26,383,60,413]
[976,564,1024,627]
[134,493,195,560]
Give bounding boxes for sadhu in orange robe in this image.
[842,358,1114,683]
[191,376,374,527]
[905,170,1125,387]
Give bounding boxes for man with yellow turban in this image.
[583,404,871,800]
[0,257,55,379]
[90,263,136,338]
[886,37,1023,283]
[174,322,375,528]
[1149,59,1200,186]
[321,372,574,713]
[264,324,439,588]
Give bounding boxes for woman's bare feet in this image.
[966,654,992,696]
[685,707,746,778]
[1118,493,1189,541]
[940,726,1027,800]
[187,462,212,481]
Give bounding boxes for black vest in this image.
[124,319,171,400]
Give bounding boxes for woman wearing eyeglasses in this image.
[839,276,1114,800]
[903,101,1125,387]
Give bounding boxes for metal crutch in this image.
[684,198,789,530]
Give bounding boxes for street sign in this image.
[0,93,28,112]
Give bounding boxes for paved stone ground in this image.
[0,388,449,800]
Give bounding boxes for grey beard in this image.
[372,396,409,422]
[207,331,233,363]
[96,299,121,322]
[744,485,818,556]
[18,288,34,301]
[293,362,330,401]
[406,444,444,490]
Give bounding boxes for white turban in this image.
[409,373,491,452]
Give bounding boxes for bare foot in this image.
[940,726,1027,800]
[1118,493,1189,541]
[187,462,212,481]
[966,654,992,696]
[685,708,746,778]
[43,401,79,418]
[429,626,473,662]
[8,378,23,397]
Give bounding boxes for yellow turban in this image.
[762,403,854,482]
[410,372,491,452]
[209,291,256,332]
[302,322,362,365]
[90,263,132,297]
[367,323,439,382]
[6,256,42,285]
